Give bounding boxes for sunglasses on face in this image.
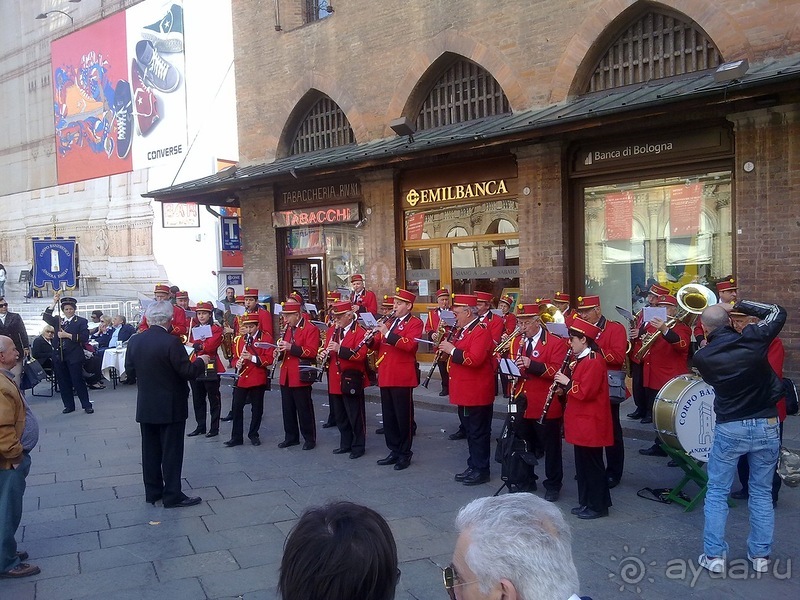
[0,303,8,308]
[442,563,476,599]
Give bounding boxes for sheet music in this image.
[184,310,197,319]
[490,308,504,317]
[546,322,569,338]
[643,306,667,322]
[227,303,246,316]
[254,341,277,349]
[192,325,212,340]
[305,303,318,313]
[615,305,634,323]
[414,338,435,345]
[273,303,283,315]
[359,312,378,327]
[439,310,456,327]
[499,356,522,377]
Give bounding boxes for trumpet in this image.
[269,324,288,380]
[352,311,395,353]
[635,283,716,360]
[493,326,523,354]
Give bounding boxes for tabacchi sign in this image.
[405,179,508,207]
[272,203,360,228]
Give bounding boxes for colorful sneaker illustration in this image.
[141,3,184,53]
[113,80,133,158]
[131,59,161,136]
[135,39,180,93]
[62,83,105,123]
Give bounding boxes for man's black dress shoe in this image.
[639,445,667,457]
[607,477,620,489]
[545,489,560,502]
[454,468,473,482]
[349,450,365,459]
[223,440,243,447]
[375,427,384,435]
[462,471,490,486]
[302,441,316,450]
[250,438,261,446]
[332,447,351,454]
[627,410,644,419]
[146,496,162,505]
[221,413,233,422]
[85,408,94,414]
[377,454,398,466]
[164,496,202,509]
[576,507,608,520]
[571,506,586,515]
[62,408,75,414]
[640,415,653,424]
[731,488,749,500]
[206,431,218,438]
[393,458,411,471]
[438,389,449,397]
[187,428,205,437]
[322,422,336,429]
[448,430,467,441]
[278,440,300,448]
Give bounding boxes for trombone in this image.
[635,283,716,360]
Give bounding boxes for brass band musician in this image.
[422,288,452,398]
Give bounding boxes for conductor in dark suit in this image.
[42,291,93,414]
[125,301,210,508]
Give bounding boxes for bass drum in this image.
[653,374,716,462]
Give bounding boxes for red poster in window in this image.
[604,192,634,240]
[406,213,426,240]
[670,184,703,236]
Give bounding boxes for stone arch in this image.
[384,29,526,137]
[548,0,752,103]
[271,73,366,160]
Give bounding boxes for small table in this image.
[101,347,127,388]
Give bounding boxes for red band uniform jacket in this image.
[594,316,628,372]
[502,312,518,336]
[642,321,691,391]
[628,310,646,366]
[351,289,378,316]
[325,323,369,395]
[188,321,225,372]
[278,317,320,388]
[448,320,494,406]
[233,332,274,388]
[424,308,453,361]
[234,307,274,340]
[563,351,614,447]
[509,330,569,420]
[371,314,423,388]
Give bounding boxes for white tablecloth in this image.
[101,347,127,380]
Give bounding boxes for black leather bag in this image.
[299,359,318,383]
[21,357,47,390]
[341,369,363,396]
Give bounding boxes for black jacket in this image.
[31,335,54,369]
[0,311,30,355]
[125,325,204,424]
[693,301,786,423]
[42,308,89,365]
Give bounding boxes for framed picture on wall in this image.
[501,287,520,308]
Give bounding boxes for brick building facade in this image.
[149,0,800,374]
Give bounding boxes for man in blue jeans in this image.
[692,299,786,574]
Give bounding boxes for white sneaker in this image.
[698,554,725,573]
[748,554,769,573]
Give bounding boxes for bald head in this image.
[701,304,731,336]
[0,335,17,369]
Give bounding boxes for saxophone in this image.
[221,308,234,360]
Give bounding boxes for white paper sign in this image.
[418,280,429,296]
[273,303,283,315]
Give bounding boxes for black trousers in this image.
[53,357,92,411]
[438,360,449,393]
[380,387,414,460]
[83,353,104,385]
[331,391,366,452]
[605,403,625,482]
[517,416,563,490]
[574,445,611,513]
[737,421,783,501]
[190,378,221,433]
[630,361,646,413]
[462,404,494,473]
[280,385,315,444]
[231,385,266,442]
[644,386,658,419]
[140,421,186,505]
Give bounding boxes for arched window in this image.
[585,9,721,93]
[289,95,355,155]
[415,58,510,131]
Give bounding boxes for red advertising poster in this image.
[52,12,132,183]
[604,191,634,240]
[670,183,703,236]
[406,212,426,240]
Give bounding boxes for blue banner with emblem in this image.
[32,237,78,290]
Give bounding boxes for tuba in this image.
[538,303,565,324]
[635,283,716,360]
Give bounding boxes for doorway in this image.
[287,258,324,312]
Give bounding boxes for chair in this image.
[31,364,57,398]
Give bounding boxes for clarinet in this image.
[318,326,341,382]
[352,311,395,353]
[422,323,459,388]
[269,325,288,380]
[537,349,574,424]
[236,334,255,378]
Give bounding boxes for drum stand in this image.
[660,444,735,512]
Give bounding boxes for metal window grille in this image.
[416,59,510,131]
[587,11,721,93]
[304,0,332,23]
[290,96,355,155]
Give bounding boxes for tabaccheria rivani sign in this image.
[405,179,509,207]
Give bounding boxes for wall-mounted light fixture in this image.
[389,116,416,143]
[714,59,749,83]
[36,10,75,24]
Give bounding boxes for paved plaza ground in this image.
[4,377,799,599]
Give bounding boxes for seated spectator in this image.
[88,310,104,332]
[31,326,55,371]
[90,316,113,348]
[448,494,588,600]
[107,315,135,348]
[278,501,399,600]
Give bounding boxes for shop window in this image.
[584,9,722,93]
[415,58,510,131]
[304,0,333,23]
[289,95,355,155]
[583,171,732,315]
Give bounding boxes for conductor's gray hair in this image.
[455,493,579,600]
[145,301,174,328]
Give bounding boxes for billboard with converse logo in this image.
[51,0,188,184]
